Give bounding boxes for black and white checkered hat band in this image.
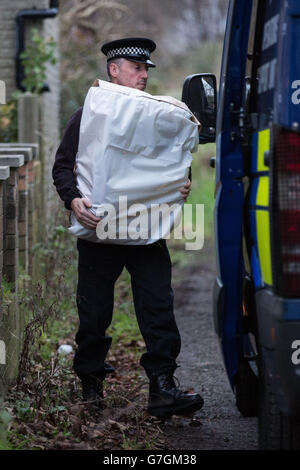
[107,46,150,59]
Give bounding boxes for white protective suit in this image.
[68,79,200,244]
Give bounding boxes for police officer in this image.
[52,37,204,419]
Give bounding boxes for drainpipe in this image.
[15,1,59,92]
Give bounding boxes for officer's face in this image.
[111,60,149,90]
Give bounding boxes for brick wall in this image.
[0,144,40,386]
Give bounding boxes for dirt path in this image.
[158,243,258,450]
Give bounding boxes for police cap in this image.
[101,37,156,67]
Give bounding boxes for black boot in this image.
[147,373,204,418]
[82,376,104,408]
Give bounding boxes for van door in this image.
[246,0,281,295]
[213,0,254,390]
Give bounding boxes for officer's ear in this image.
[109,62,120,79]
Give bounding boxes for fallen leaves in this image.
[4,339,167,450]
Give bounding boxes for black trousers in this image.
[73,238,181,381]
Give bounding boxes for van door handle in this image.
[210,156,216,168]
[264,151,270,167]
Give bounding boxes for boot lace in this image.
[160,373,181,391]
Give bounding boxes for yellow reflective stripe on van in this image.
[256,176,269,207]
[256,210,273,285]
[255,128,272,286]
[257,128,270,172]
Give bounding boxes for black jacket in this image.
[52,107,83,210]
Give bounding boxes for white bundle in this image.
[68,79,199,244]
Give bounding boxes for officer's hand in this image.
[180,179,191,202]
[71,197,101,230]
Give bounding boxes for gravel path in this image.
[160,244,258,450]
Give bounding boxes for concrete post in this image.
[0,144,39,160]
[17,93,45,245]
[17,93,40,144]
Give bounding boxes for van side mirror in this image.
[182,73,217,144]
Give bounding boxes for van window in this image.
[249,0,281,130]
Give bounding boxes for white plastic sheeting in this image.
[68,79,199,244]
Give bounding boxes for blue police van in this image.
[182,0,300,450]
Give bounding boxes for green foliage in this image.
[0,401,12,450]
[20,28,57,94]
[181,42,224,79]
[15,396,34,421]
[187,143,216,238]
[37,308,76,362]
[109,310,141,346]
[108,270,142,346]
[167,143,215,268]
[0,91,22,143]
[0,28,57,143]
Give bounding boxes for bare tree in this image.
[59,0,228,126]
